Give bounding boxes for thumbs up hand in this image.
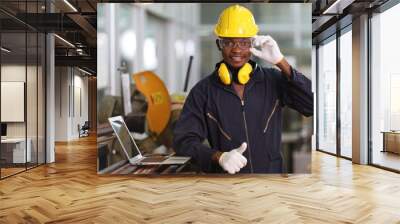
[218,143,248,174]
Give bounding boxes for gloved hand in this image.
[250,35,284,65]
[218,143,248,174]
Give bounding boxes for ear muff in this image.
[237,63,252,84]
[218,62,253,85]
[218,63,232,85]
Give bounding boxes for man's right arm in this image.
[173,84,219,172]
[173,82,248,174]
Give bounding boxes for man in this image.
[173,5,313,174]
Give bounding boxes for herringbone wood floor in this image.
[1,136,400,223]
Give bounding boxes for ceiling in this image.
[310,0,390,43]
[0,0,396,74]
[0,0,97,74]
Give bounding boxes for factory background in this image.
[96,3,312,174]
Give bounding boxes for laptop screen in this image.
[109,117,140,159]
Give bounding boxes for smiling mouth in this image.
[230,56,243,62]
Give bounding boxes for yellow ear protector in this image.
[218,62,253,85]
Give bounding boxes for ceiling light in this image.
[63,0,78,12]
[54,34,75,48]
[78,67,92,76]
[1,47,11,53]
[323,0,342,14]
[322,0,354,15]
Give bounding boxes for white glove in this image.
[219,143,248,174]
[250,35,284,65]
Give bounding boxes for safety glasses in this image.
[218,38,254,50]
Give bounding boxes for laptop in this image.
[108,116,190,165]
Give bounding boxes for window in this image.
[0,1,46,179]
[317,36,337,154]
[339,29,352,158]
[371,3,400,171]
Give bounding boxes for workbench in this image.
[98,159,197,175]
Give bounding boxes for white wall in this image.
[55,67,89,141]
[1,65,26,136]
[1,64,46,164]
[55,67,68,141]
[1,65,38,138]
[72,73,89,138]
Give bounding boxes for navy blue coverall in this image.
[173,62,313,173]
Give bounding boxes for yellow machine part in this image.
[132,71,171,135]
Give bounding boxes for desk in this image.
[382,131,400,154]
[98,160,197,175]
[1,138,31,163]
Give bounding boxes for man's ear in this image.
[216,39,222,51]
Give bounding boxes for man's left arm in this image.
[275,58,313,117]
[250,35,313,117]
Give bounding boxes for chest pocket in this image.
[206,112,232,141]
[263,99,280,133]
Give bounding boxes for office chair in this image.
[79,121,90,138]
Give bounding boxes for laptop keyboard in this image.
[140,156,166,163]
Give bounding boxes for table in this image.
[1,138,32,164]
[381,131,400,154]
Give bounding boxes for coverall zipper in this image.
[221,84,255,173]
[241,100,254,173]
[206,112,232,141]
[263,99,279,133]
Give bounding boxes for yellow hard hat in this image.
[214,4,258,38]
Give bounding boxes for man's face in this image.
[218,38,252,68]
